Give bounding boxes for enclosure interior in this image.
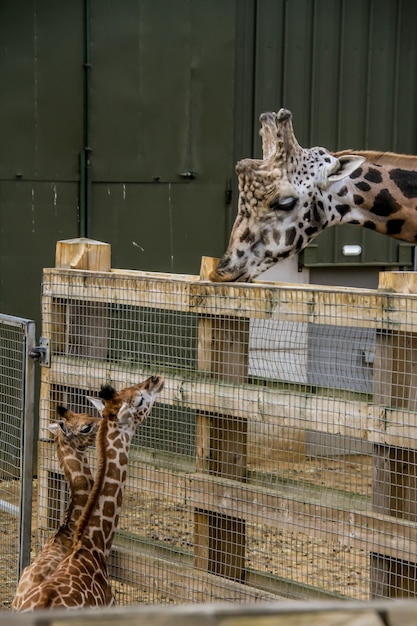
[27,269,417,605]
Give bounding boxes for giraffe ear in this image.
[87,396,105,415]
[117,402,133,424]
[48,420,66,435]
[326,155,366,185]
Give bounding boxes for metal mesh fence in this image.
[0,314,35,610]
[36,268,417,605]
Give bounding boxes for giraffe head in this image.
[210,108,365,282]
[88,375,164,427]
[48,406,101,450]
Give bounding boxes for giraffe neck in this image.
[73,418,133,558]
[55,436,94,538]
[324,159,417,243]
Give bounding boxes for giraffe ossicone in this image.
[15,375,163,612]
[211,108,417,282]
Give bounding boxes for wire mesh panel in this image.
[38,266,417,604]
[0,314,35,610]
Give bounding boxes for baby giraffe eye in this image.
[269,196,297,211]
[80,424,93,434]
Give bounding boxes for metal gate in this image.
[0,314,36,610]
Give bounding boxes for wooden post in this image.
[55,237,111,271]
[194,257,249,582]
[54,238,111,360]
[39,239,111,531]
[371,271,417,597]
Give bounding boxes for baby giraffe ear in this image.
[48,420,66,435]
[117,402,133,424]
[56,405,69,418]
[326,155,366,186]
[87,396,105,415]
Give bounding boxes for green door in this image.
[88,0,238,274]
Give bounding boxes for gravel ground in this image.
[0,454,372,609]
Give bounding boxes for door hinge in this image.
[29,337,50,367]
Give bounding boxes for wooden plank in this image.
[371,271,417,598]
[41,266,417,331]
[374,331,417,412]
[4,601,417,625]
[199,256,220,280]
[195,414,211,473]
[48,356,417,449]
[209,415,247,481]
[194,510,210,572]
[50,450,417,567]
[108,544,279,604]
[42,269,195,313]
[186,473,417,563]
[379,271,417,295]
[194,276,249,584]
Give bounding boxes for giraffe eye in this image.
[80,424,93,434]
[269,196,297,211]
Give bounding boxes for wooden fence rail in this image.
[36,238,417,603]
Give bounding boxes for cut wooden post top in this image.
[55,238,111,272]
[200,256,220,281]
[379,271,417,294]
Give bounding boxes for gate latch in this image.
[29,337,50,367]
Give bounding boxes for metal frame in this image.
[0,314,36,578]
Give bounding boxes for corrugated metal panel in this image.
[91,182,227,274]
[254,0,417,152]
[254,0,417,266]
[0,181,79,317]
[90,0,237,183]
[0,1,83,180]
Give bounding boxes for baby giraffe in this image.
[12,406,101,611]
[16,375,164,611]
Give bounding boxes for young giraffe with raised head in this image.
[12,406,101,611]
[16,375,164,612]
[210,108,417,282]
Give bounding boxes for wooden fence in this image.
[36,238,417,604]
[3,599,417,625]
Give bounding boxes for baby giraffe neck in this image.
[56,437,94,535]
[74,418,132,557]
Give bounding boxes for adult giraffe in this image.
[210,108,417,282]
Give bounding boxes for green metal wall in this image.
[252,0,417,269]
[1,0,417,327]
[88,0,238,273]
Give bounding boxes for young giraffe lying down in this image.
[12,406,101,611]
